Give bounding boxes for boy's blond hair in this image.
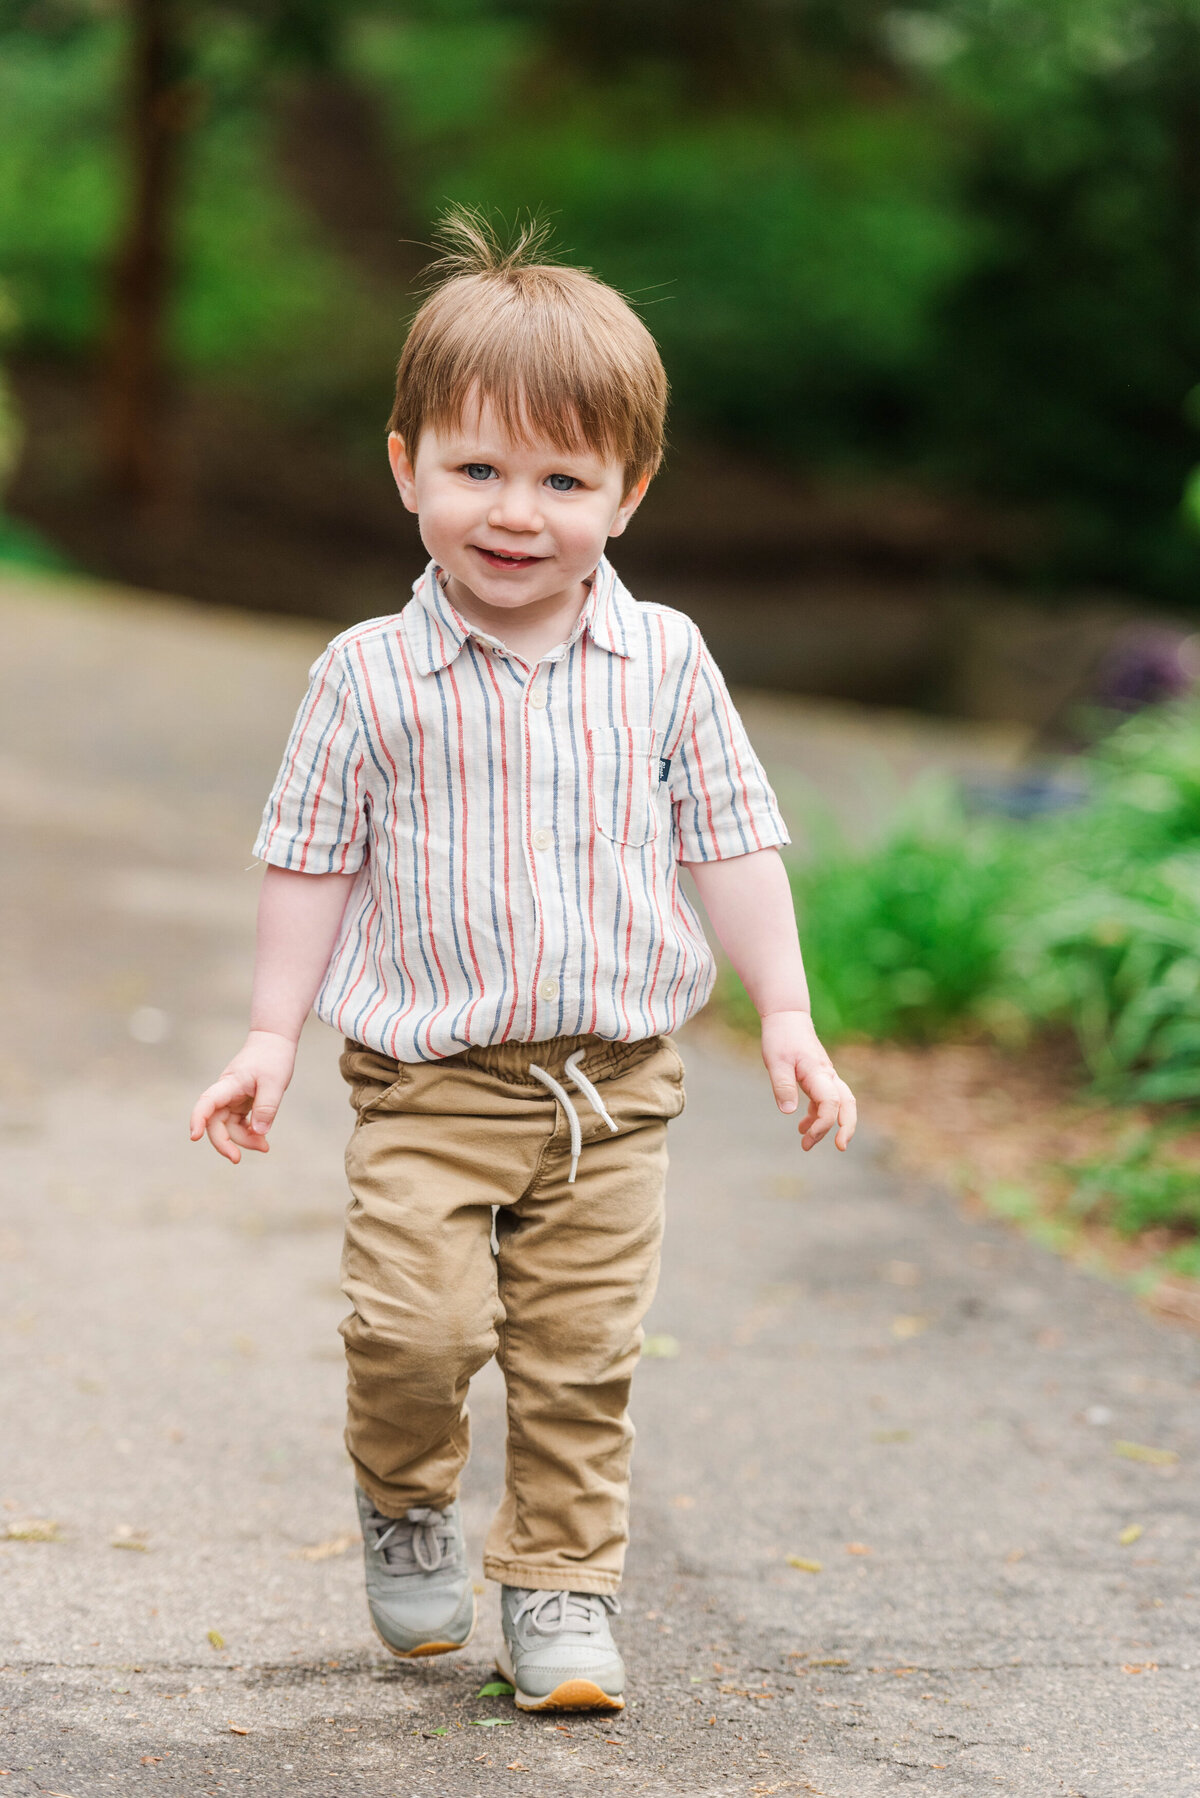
[388,211,667,490]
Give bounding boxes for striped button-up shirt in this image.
[254,558,788,1062]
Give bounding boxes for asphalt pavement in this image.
[1,569,1197,1798]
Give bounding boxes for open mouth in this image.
[473,546,544,570]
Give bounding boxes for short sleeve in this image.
[253,645,369,874]
[670,637,789,862]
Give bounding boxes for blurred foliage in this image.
[3,1,1200,591]
[0,270,69,567]
[718,695,1200,1233]
[1016,703,1200,1101]
[1068,1122,1200,1233]
[771,794,1019,1042]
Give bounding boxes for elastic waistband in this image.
[455,1033,660,1088]
[344,1032,664,1089]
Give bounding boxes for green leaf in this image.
[477,1680,514,1696]
[470,1716,514,1726]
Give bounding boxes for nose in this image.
[487,481,544,536]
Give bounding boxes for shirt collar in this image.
[400,557,636,675]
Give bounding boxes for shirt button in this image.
[532,826,553,852]
[538,977,559,1002]
[529,687,547,710]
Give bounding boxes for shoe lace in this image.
[512,1589,621,1636]
[368,1505,457,1574]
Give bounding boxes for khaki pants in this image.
[338,1032,686,1595]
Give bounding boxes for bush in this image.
[786,794,1019,1042]
[1069,1126,1200,1236]
[717,699,1200,1237]
[1018,702,1200,1100]
[755,702,1200,1096]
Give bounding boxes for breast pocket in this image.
[588,726,663,848]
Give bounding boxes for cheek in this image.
[415,484,481,537]
[556,499,619,553]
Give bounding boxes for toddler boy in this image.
[191,214,855,1712]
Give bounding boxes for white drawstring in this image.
[528,1048,619,1184]
[563,1048,618,1133]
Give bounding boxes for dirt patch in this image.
[834,1035,1200,1331]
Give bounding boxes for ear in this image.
[388,432,419,514]
[607,471,652,539]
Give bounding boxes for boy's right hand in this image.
[189,1030,298,1164]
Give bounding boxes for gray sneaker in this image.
[356,1485,475,1659]
[497,1586,625,1711]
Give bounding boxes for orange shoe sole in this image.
[495,1654,624,1712]
[512,1677,624,1712]
[370,1596,476,1660]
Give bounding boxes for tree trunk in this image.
[97,0,188,505]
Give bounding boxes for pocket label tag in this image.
[658,756,671,783]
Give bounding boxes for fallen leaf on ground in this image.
[470,1718,512,1727]
[1113,1441,1179,1466]
[1119,1523,1144,1546]
[786,1555,822,1573]
[809,1657,849,1668]
[477,1680,514,1697]
[641,1334,680,1359]
[112,1537,149,1552]
[891,1314,929,1340]
[293,1532,356,1562]
[845,1542,872,1556]
[206,1630,226,1650]
[4,1518,59,1542]
[506,1762,529,1771]
[1122,1662,1158,1674]
[423,1727,448,1737]
[228,1723,249,1735]
[140,1757,162,1765]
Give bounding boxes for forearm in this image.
[249,865,358,1043]
[684,848,809,1017]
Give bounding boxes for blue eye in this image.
[464,463,496,481]
[546,473,578,492]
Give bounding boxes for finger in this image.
[764,1055,800,1115]
[189,1092,221,1140]
[189,1075,248,1141]
[835,1086,858,1151]
[227,1116,270,1154]
[801,1096,839,1150]
[249,1079,286,1139]
[205,1111,241,1165]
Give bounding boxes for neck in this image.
[443,572,593,665]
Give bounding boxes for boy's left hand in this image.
[761,1009,857,1151]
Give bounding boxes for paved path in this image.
[0,571,1196,1797]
